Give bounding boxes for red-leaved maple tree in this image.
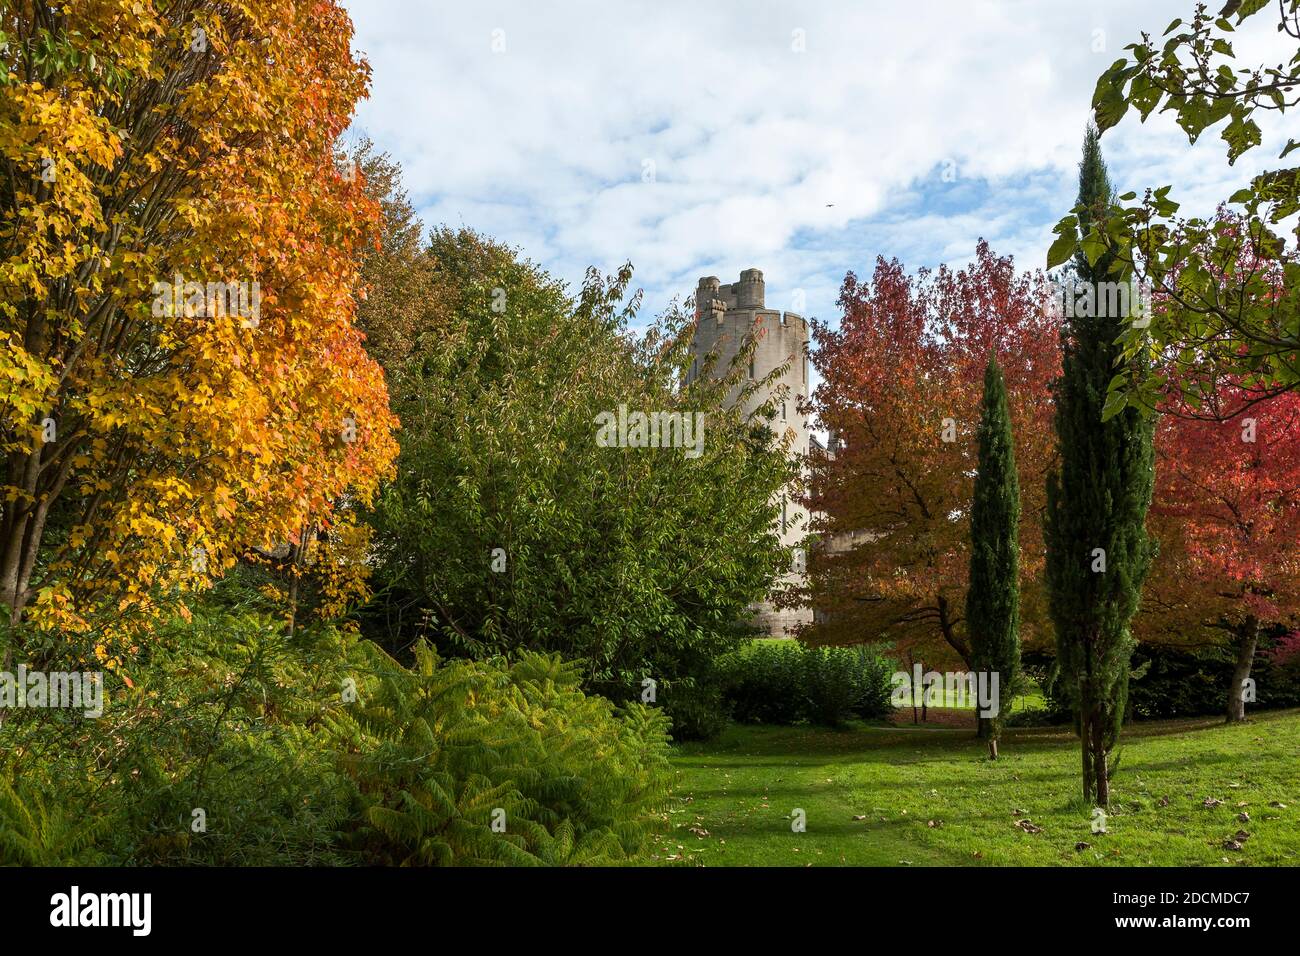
[799,241,1060,675]
[1143,383,1300,720]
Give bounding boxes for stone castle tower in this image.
[688,269,813,638]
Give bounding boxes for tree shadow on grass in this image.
[673,813,972,866]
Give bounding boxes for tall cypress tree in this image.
[966,356,1021,760]
[1044,127,1156,807]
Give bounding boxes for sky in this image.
[340,0,1295,334]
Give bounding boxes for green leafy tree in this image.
[350,139,441,373]
[1048,0,1300,416]
[965,357,1021,759]
[1044,129,1157,807]
[363,228,797,706]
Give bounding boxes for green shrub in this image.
[851,647,895,718]
[0,777,113,866]
[799,647,869,727]
[722,641,892,727]
[0,610,673,867]
[800,645,894,726]
[1,610,356,866]
[1003,708,1066,728]
[722,642,805,724]
[660,676,730,741]
[330,642,672,865]
[1020,639,1300,724]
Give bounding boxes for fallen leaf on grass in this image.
[1015,819,1043,834]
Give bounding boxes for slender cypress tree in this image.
[1044,127,1156,806]
[966,356,1021,760]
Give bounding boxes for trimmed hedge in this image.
[721,641,892,728]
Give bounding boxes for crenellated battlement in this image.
[695,268,769,315]
[691,270,808,368]
[695,273,806,340]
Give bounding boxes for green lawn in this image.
[647,708,1300,866]
[894,687,1047,711]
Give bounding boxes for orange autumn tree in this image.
[802,242,1060,674]
[0,1,397,655]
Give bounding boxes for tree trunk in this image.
[1081,740,1093,803]
[988,737,998,760]
[1092,710,1110,808]
[909,654,919,724]
[1079,699,1095,804]
[1226,616,1259,724]
[284,521,318,640]
[285,572,299,639]
[937,595,973,669]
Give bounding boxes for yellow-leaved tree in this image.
[0,1,397,659]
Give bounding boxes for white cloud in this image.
[343,0,1296,327]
